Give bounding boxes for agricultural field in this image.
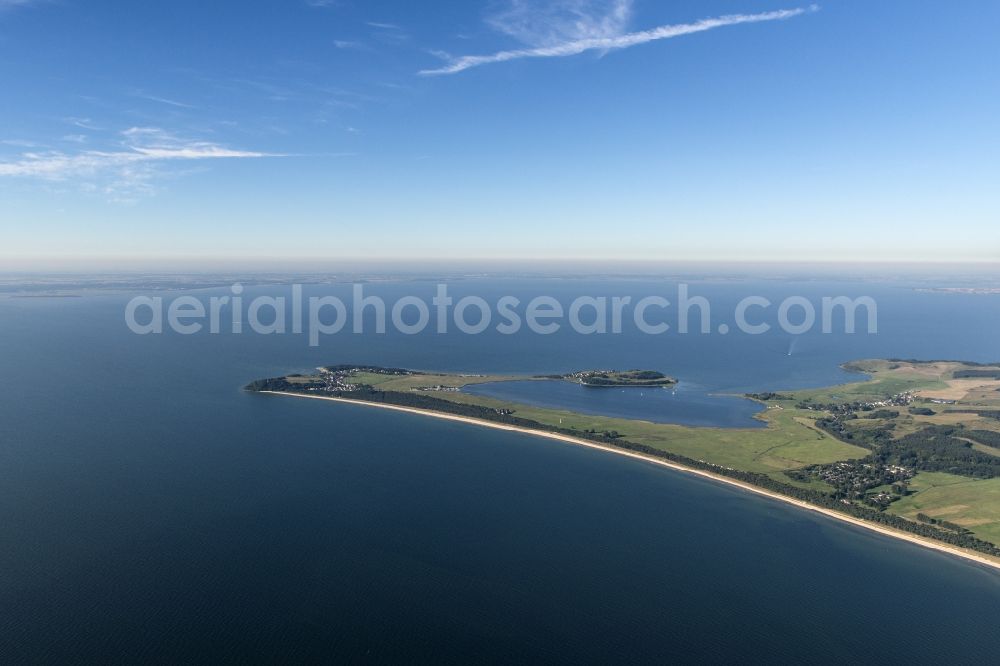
[889,472,1000,546]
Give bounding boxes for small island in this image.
[563,369,676,387]
[247,359,1000,570]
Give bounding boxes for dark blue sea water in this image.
[1,277,1000,662]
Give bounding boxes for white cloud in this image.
[487,0,632,47]
[333,39,365,50]
[0,144,266,177]
[133,93,198,109]
[66,117,102,130]
[1,138,39,147]
[421,4,816,75]
[0,0,41,10]
[0,127,277,200]
[368,20,409,44]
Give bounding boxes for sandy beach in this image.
[264,390,1000,573]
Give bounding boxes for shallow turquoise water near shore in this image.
[2,278,1000,661]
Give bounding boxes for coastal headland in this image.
[247,360,1000,570]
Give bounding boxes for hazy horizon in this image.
[2,257,1000,281]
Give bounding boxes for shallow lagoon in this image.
[464,378,767,427]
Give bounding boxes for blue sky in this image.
[1,0,998,267]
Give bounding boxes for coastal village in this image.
[797,390,916,414]
[307,365,416,393]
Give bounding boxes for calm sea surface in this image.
[1,278,999,662]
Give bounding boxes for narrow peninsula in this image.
[247,360,1000,570]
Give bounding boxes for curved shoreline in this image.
[262,390,1000,573]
